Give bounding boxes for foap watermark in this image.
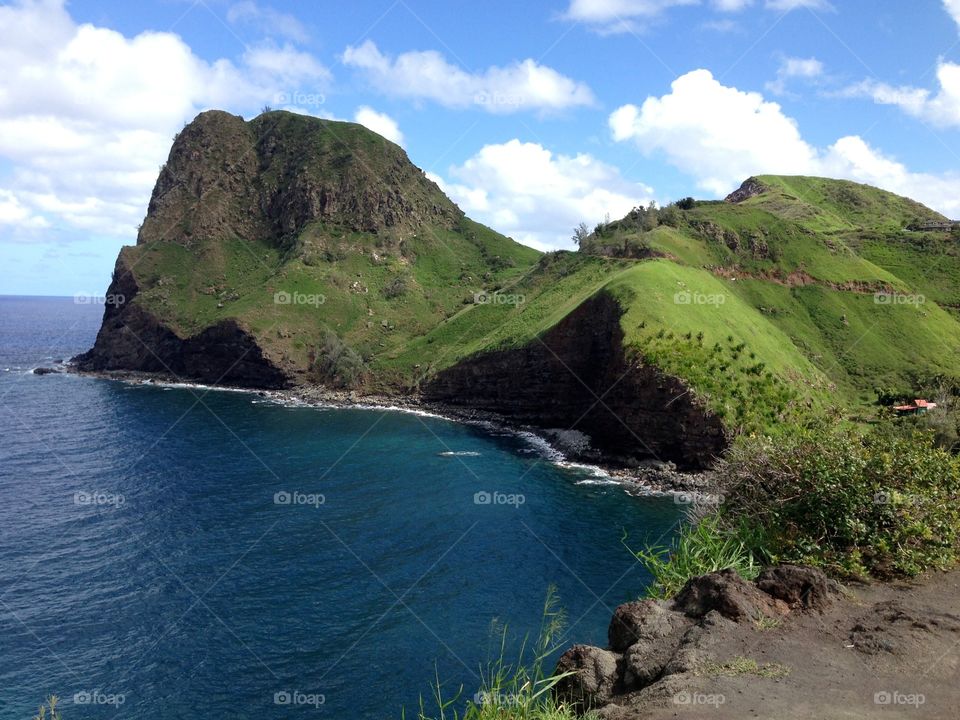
[873,491,927,507]
[473,490,525,508]
[73,690,125,707]
[874,292,925,307]
[674,492,725,506]
[874,690,925,708]
[74,490,125,508]
[74,292,125,307]
[274,490,325,508]
[273,91,326,109]
[274,291,325,307]
[674,290,726,306]
[473,690,521,706]
[274,690,326,708]
[474,290,525,306]
[474,91,524,109]
[673,690,726,707]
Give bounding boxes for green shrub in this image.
[309,330,366,388]
[628,513,760,599]
[718,421,960,577]
[383,275,410,299]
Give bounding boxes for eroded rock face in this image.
[73,254,289,388]
[139,110,461,248]
[423,293,728,470]
[725,177,766,203]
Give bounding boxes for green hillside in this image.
[387,176,960,427]
[82,110,960,442]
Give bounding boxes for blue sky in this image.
[3,0,960,294]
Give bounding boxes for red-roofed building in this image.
[893,399,939,416]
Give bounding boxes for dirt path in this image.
[614,570,960,719]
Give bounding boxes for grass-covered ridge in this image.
[113,111,960,431]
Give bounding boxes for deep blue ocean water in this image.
[0,296,681,719]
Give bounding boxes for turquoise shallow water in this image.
[0,296,681,719]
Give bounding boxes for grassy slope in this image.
[126,154,960,424]
[401,176,960,425]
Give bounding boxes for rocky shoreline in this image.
[51,364,718,497]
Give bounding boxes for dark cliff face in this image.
[73,252,289,388]
[423,293,728,470]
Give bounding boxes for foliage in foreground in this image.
[630,417,960,595]
[628,513,760,599]
[406,588,599,720]
[718,420,960,577]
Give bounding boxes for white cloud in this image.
[946,0,960,29]
[353,106,404,146]
[842,61,960,128]
[610,69,818,195]
[765,56,824,95]
[562,0,813,31]
[227,1,309,43]
[0,189,49,230]
[341,40,594,114]
[435,139,653,250]
[563,0,698,29]
[0,0,331,239]
[610,68,960,217]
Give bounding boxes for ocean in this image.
[0,295,682,719]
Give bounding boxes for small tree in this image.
[677,197,696,210]
[572,221,590,248]
[642,201,659,231]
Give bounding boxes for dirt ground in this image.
[617,569,960,720]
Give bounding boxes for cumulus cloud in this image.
[353,106,404,146]
[610,69,960,217]
[765,56,824,95]
[0,0,330,239]
[610,69,818,195]
[341,40,594,113]
[841,61,960,128]
[435,140,653,250]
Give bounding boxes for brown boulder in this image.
[672,569,783,621]
[756,565,833,611]
[608,599,682,651]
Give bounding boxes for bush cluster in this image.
[718,421,960,577]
